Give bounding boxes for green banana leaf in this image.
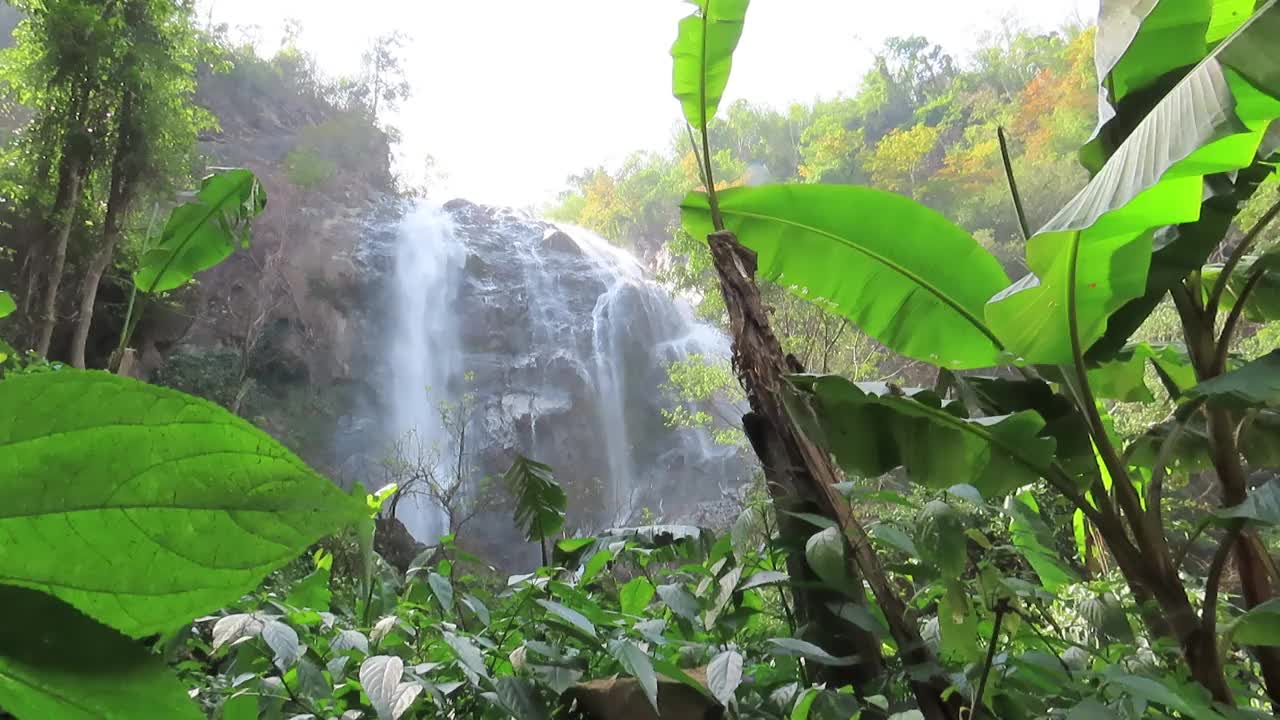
[786,375,1055,500]
[671,0,750,129]
[682,185,1010,369]
[986,2,1280,366]
[1187,349,1280,407]
[1088,342,1197,402]
[1202,250,1280,321]
[1085,1,1263,171]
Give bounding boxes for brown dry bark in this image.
[706,230,959,719]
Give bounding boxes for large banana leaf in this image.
[1186,349,1280,407]
[682,185,1011,369]
[1085,0,1260,171]
[671,0,750,129]
[786,375,1056,500]
[1088,342,1197,402]
[986,2,1280,365]
[1202,250,1280,321]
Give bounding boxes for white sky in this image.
[199,0,1097,208]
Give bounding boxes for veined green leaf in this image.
[0,371,364,637]
[1088,342,1197,402]
[682,185,1011,368]
[671,0,751,129]
[1203,251,1280,321]
[619,576,656,616]
[1086,0,1215,171]
[0,586,201,719]
[1187,349,1280,406]
[1231,597,1280,645]
[504,456,566,543]
[0,290,14,319]
[607,639,659,714]
[134,169,266,294]
[787,375,1056,499]
[1218,478,1280,524]
[989,2,1280,364]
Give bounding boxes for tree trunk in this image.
[70,89,138,370]
[1207,405,1280,709]
[34,161,86,358]
[706,231,960,719]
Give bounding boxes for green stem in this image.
[1206,196,1280,322]
[697,7,723,232]
[997,127,1031,242]
[1065,237,1148,545]
[972,599,1009,719]
[114,285,139,364]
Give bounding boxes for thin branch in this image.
[998,127,1031,241]
[973,599,1010,719]
[1173,516,1214,574]
[1215,265,1267,373]
[1207,196,1280,321]
[1201,521,1245,640]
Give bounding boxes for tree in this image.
[361,31,411,121]
[68,0,211,369]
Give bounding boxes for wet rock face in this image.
[373,200,750,559]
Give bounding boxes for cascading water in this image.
[382,199,747,550]
[384,206,467,541]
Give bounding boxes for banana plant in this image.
[677,0,1280,711]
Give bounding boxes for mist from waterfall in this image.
[384,201,744,545]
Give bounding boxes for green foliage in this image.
[0,290,13,318]
[682,184,1011,368]
[503,456,567,545]
[671,0,751,128]
[0,586,202,720]
[0,371,365,637]
[134,169,267,293]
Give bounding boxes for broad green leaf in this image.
[263,619,301,670]
[740,570,790,590]
[682,185,1010,368]
[620,576,656,616]
[915,501,967,578]
[766,638,856,666]
[787,375,1056,499]
[0,371,364,637]
[670,0,751,128]
[1088,343,1197,402]
[331,629,370,656]
[988,4,1280,364]
[1231,597,1280,645]
[1080,593,1135,645]
[1089,156,1275,360]
[1006,493,1078,592]
[536,599,597,639]
[286,552,333,611]
[869,524,918,557]
[1186,349,1280,406]
[607,639,659,714]
[496,677,550,720]
[0,586,202,720]
[504,456,566,543]
[804,527,847,589]
[134,169,266,293]
[1203,252,1280,321]
[427,572,455,612]
[657,583,702,623]
[1103,671,1227,719]
[0,290,14,318]
[1217,478,1280,523]
[707,650,744,705]
[1086,0,1215,171]
[359,655,422,720]
[442,631,490,684]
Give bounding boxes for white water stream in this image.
[384,202,741,542]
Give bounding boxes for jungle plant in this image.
[676,0,1280,718]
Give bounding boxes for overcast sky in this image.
[199,0,1097,208]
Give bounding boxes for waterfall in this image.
[382,200,747,547]
[385,206,466,541]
